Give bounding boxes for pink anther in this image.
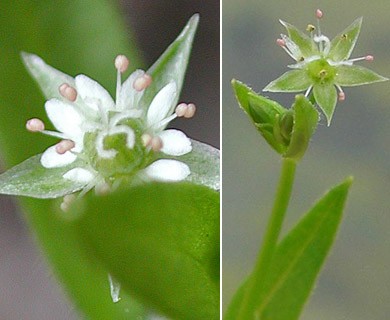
[26,118,45,132]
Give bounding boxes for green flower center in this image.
[306,58,336,84]
[83,118,153,179]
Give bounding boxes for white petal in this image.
[45,99,84,140]
[41,145,77,168]
[159,129,192,156]
[117,69,145,110]
[143,159,190,181]
[146,82,177,128]
[63,168,95,184]
[75,74,115,111]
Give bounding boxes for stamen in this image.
[151,136,163,152]
[175,103,188,117]
[95,182,111,195]
[133,74,152,91]
[60,194,76,212]
[55,139,75,154]
[306,24,316,32]
[184,103,196,118]
[350,55,374,62]
[336,85,345,101]
[26,118,45,132]
[316,9,323,19]
[141,133,152,147]
[304,85,313,97]
[114,55,129,73]
[59,83,78,102]
[115,55,129,103]
[276,38,286,47]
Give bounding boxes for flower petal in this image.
[264,70,312,92]
[143,159,190,182]
[146,82,177,129]
[313,83,337,126]
[63,168,95,184]
[45,99,84,141]
[335,65,388,87]
[117,69,145,110]
[41,145,77,168]
[75,74,115,111]
[159,129,192,156]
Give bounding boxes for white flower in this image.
[26,54,197,200]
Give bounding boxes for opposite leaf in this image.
[224,177,352,320]
[71,182,220,320]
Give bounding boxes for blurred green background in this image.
[223,0,390,319]
[0,1,219,319]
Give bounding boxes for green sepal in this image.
[225,177,352,320]
[329,17,362,62]
[284,95,319,161]
[335,64,389,87]
[21,52,75,101]
[140,14,199,119]
[179,139,220,191]
[279,20,318,58]
[71,182,220,320]
[263,70,312,92]
[313,83,337,126]
[0,154,85,198]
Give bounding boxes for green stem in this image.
[237,157,297,319]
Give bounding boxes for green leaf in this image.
[263,70,312,92]
[181,140,220,190]
[329,17,362,62]
[72,182,220,320]
[335,65,388,87]
[313,83,337,126]
[279,20,317,58]
[21,52,75,101]
[0,154,85,198]
[0,1,146,318]
[224,177,352,320]
[141,14,199,117]
[284,95,319,161]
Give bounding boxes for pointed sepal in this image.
[0,155,86,198]
[329,17,363,62]
[313,83,337,126]
[335,65,389,87]
[264,70,312,92]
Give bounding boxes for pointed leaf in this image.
[225,177,352,320]
[313,83,337,125]
[335,65,388,87]
[21,52,75,101]
[0,154,85,198]
[181,140,220,190]
[72,182,220,320]
[232,79,288,154]
[279,20,317,58]
[284,95,319,161]
[329,17,362,61]
[264,70,312,92]
[141,14,199,117]
[255,177,353,319]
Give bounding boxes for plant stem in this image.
[237,157,297,319]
